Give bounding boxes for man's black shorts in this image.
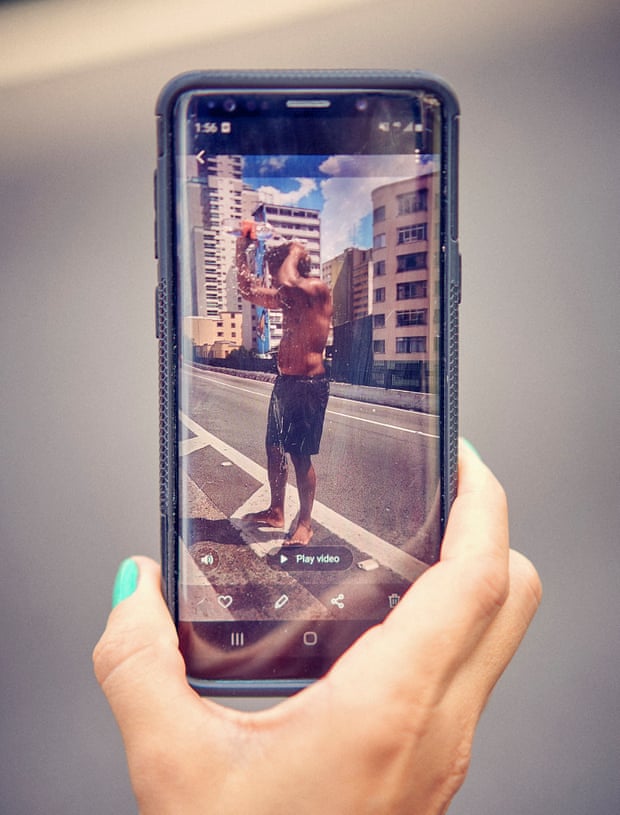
[266,374,330,456]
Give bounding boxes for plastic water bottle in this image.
[222,218,275,241]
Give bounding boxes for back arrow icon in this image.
[197,150,206,164]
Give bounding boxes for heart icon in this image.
[217,595,233,609]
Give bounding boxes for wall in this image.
[0,1,618,813]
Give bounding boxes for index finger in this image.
[440,440,509,567]
[387,439,510,639]
[327,442,513,704]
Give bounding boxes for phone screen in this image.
[170,87,449,687]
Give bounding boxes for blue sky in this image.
[242,154,433,261]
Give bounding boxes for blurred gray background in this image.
[1,0,618,812]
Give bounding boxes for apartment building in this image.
[183,313,242,361]
[370,170,440,391]
[241,202,321,355]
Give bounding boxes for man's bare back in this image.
[236,231,332,546]
[270,245,332,376]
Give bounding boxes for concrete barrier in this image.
[194,363,436,415]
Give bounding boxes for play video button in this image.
[267,545,353,571]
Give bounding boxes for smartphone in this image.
[155,70,460,696]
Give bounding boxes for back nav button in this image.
[267,545,353,572]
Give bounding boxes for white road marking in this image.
[180,412,266,480]
[187,369,271,401]
[327,409,438,438]
[179,411,428,582]
[232,484,299,557]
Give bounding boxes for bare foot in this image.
[242,508,285,529]
[282,521,313,547]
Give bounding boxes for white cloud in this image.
[319,154,434,178]
[318,155,437,262]
[260,156,287,174]
[320,176,374,261]
[256,177,317,206]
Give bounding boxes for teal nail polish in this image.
[112,558,139,608]
[462,438,482,460]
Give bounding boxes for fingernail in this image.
[112,558,139,608]
[462,438,482,460]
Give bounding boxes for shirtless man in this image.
[236,223,333,546]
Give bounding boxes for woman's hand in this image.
[93,442,541,814]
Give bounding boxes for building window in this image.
[374,287,386,303]
[396,309,427,326]
[396,280,427,300]
[374,233,386,250]
[397,252,427,272]
[374,260,386,277]
[373,205,386,223]
[397,188,428,214]
[396,336,427,353]
[373,340,385,354]
[397,223,428,244]
[373,313,385,328]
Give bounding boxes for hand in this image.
[93,443,541,815]
[235,221,257,263]
[240,219,257,240]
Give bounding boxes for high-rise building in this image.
[185,154,244,318]
[323,247,371,328]
[323,247,372,385]
[351,248,372,321]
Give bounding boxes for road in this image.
[178,365,441,625]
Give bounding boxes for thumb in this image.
[93,557,201,748]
